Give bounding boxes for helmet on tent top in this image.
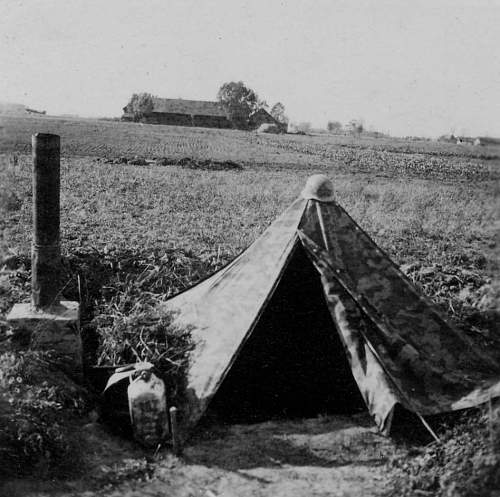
[301,175,335,202]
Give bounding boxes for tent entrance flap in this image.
[208,244,366,424]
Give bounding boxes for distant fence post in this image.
[31,133,61,308]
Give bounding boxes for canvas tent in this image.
[163,175,500,440]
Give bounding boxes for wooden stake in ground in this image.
[170,406,181,455]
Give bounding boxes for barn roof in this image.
[151,97,227,117]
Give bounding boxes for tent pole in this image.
[316,202,331,251]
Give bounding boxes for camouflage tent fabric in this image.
[163,176,500,440]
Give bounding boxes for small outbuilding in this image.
[248,108,286,132]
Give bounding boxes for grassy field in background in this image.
[2,115,500,180]
[3,115,500,160]
[0,115,499,493]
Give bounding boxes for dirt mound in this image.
[173,157,243,170]
[103,156,243,171]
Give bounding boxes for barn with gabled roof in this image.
[122,97,232,128]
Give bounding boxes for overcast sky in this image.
[1,0,499,137]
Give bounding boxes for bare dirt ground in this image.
[2,413,405,497]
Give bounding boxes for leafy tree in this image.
[270,102,288,124]
[327,120,342,133]
[217,81,261,129]
[124,93,154,121]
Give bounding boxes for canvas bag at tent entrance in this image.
[162,174,500,441]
